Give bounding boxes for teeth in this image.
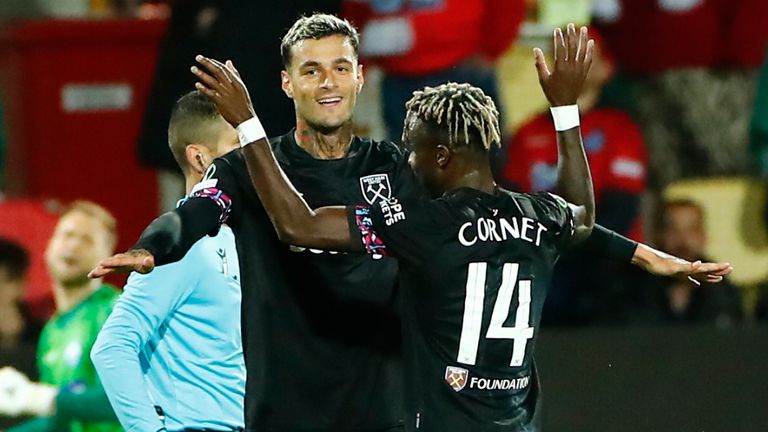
[318,97,341,104]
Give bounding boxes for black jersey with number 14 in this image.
[349,187,574,432]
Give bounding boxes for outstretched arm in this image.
[583,224,733,284]
[632,243,733,285]
[89,197,223,277]
[191,56,357,252]
[534,24,596,243]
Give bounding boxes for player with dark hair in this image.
[95,13,412,432]
[91,15,731,432]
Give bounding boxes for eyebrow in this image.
[298,57,354,69]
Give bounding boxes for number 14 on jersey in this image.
[457,262,534,367]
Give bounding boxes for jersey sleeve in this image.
[91,256,201,432]
[529,192,575,249]
[133,157,239,266]
[347,197,438,266]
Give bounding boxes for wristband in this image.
[236,117,267,147]
[550,105,580,131]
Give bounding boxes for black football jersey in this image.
[349,187,574,432]
[201,130,420,431]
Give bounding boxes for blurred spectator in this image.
[138,0,341,172]
[0,238,31,348]
[500,34,647,324]
[593,0,764,187]
[593,0,768,73]
[343,0,526,141]
[0,201,121,432]
[628,199,743,327]
[0,238,39,430]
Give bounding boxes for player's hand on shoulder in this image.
[191,55,256,127]
[88,249,156,278]
[534,23,594,106]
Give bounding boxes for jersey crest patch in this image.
[359,174,392,204]
[445,366,469,392]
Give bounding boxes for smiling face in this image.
[281,34,364,133]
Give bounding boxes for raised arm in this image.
[191,56,357,252]
[534,24,596,242]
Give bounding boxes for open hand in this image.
[662,260,733,286]
[88,249,155,278]
[534,23,594,107]
[191,55,255,127]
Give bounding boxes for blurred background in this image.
[0,0,767,430]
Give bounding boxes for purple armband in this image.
[187,187,232,224]
[354,205,388,256]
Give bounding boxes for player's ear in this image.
[356,63,365,94]
[185,144,206,175]
[435,145,451,168]
[281,70,294,99]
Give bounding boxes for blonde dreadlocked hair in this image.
[404,82,501,152]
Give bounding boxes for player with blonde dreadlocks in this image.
[400,81,506,198]
[404,81,502,153]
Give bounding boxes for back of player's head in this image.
[0,238,29,283]
[404,82,501,154]
[168,91,226,172]
[281,13,359,68]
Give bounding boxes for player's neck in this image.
[53,278,100,314]
[444,162,496,196]
[184,172,204,195]
[294,119,354,160]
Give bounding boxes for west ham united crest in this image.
[359,174,392,205]
[445,366,469,392]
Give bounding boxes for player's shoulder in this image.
[495,188,567,219]
[210,146,246,177]
[359,136,409,165]
[93,283,120,302]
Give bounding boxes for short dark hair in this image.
[0,238,29,280]
[281,13,360,68]
[168,91,225,171]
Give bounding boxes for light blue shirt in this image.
[91,227,244,432]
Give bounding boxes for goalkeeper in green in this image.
[0,201,121,432]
